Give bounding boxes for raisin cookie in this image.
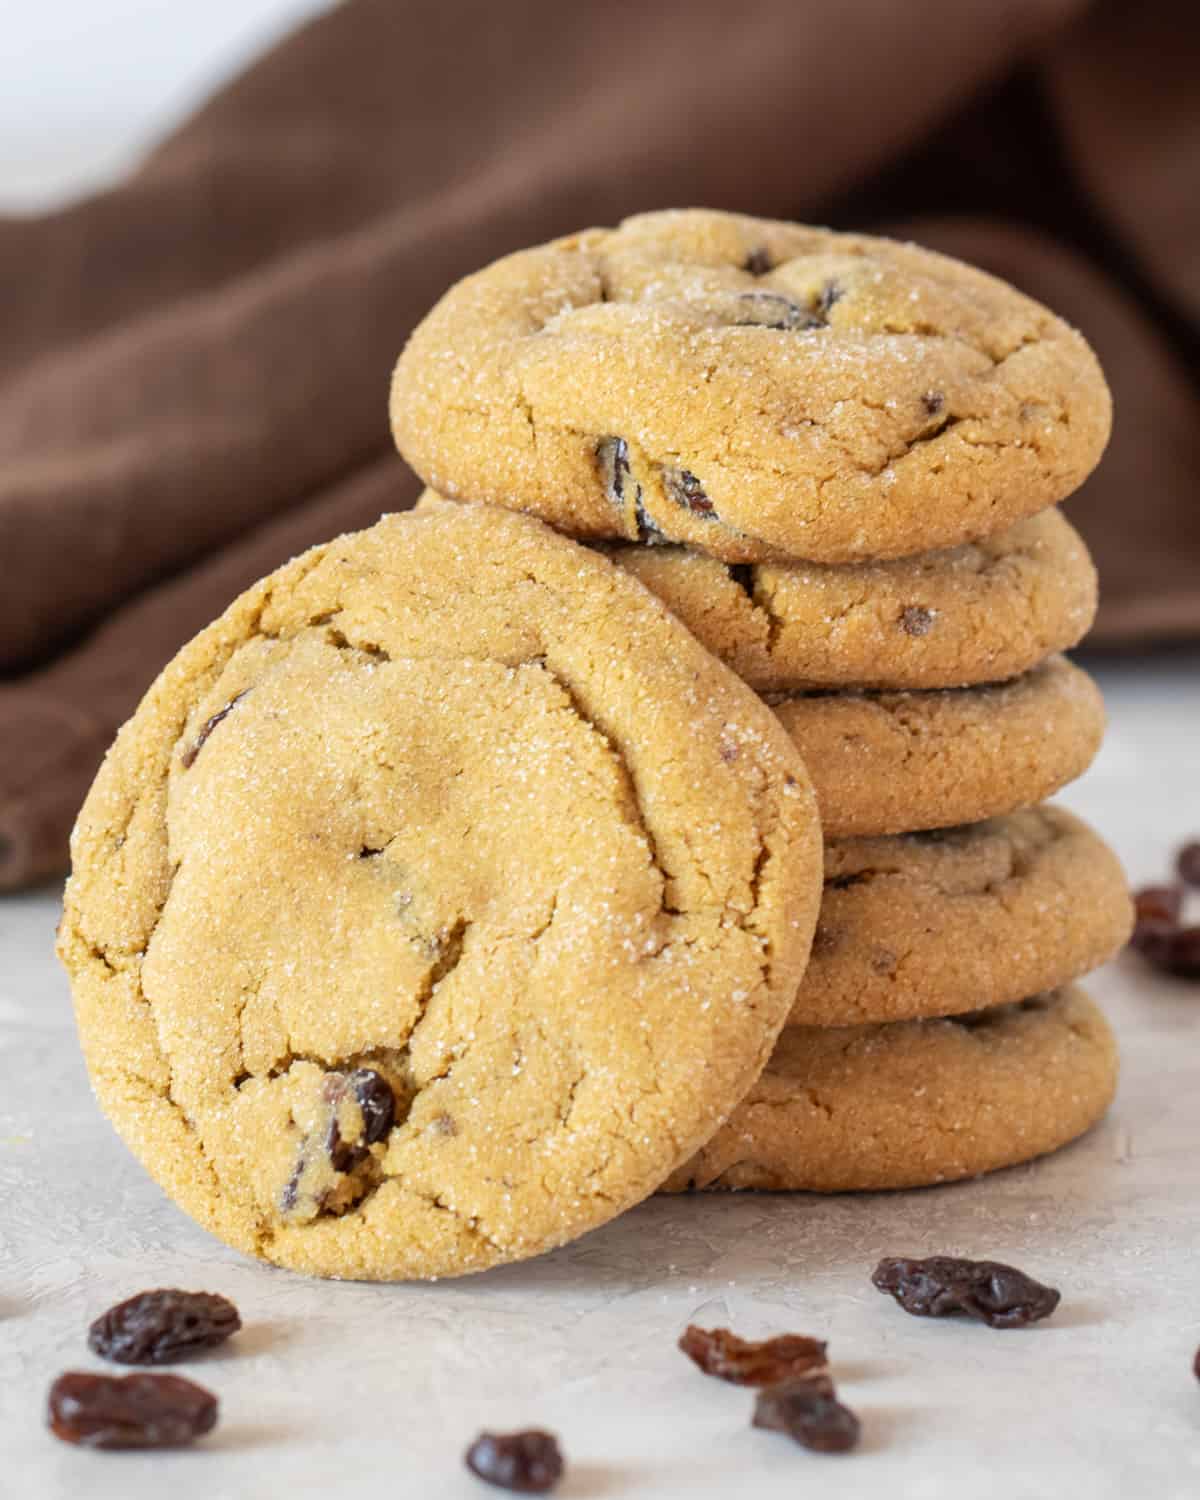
[792,806,1131,1027]
[603,509,1097,691]
[418,495,1097,692]
[775,656,1104,839]
[58,504,822,1281]
[392,209,1111,563]
[665,986,1116,1192]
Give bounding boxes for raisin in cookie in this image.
[392,210,1110,563]
[665,986,1116,1192]
[791,806,1131,1026]
[418,495,1097,692]
[604,509,1097,691]
[58,504,822,1281]
[774,656,1104,839]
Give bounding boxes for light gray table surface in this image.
[2,652,1198,1499]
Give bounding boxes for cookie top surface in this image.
[58,504,822,1281]
[772,655,1105,838]
[392,209,1111,563]
[666,985,1117,1193]
[603,508,1097,691]
[792,806,1131,1026]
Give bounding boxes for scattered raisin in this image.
[1177,842,1200,887]
[1166,928,1200,978]
[744,248,772,275]
[465,1429,564,1493]
[1194,1345,1200,1382]
[180,690,248,769]
[733,292,822,331]
[1129,867,1200,980]
[679,1325,828,1387]
[752,1380,860,1453]
[872,1256,1060,1328]
[1134,885,1184,928]
[87,1290,241,1366]
[663,468,714,517]
[899,605,934,637]
[921,391,945,416]
[47,1371,218,1450]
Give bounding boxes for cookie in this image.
[602,509,1097,692]
[392,209,1111,563]
[664,986,1116,1192]
[774,656,1104,839]
[791,807,1131,1027]
[58,503,822,1281]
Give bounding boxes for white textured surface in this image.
[2,654,1199,1498]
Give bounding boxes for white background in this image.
[0,0,331,210]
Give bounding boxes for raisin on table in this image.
[88,1288,241,1365]
[678,1324,828,1386]
[47,1371,218,1450]
[752,1380,860,1454]
[872,1256,1060,1328]
[465,1429,564,1493]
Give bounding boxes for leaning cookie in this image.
[775,656,1104,839]
[393,209,1111,563]
[663,986,1116,1192]
[790,806,1132,1027]
[58,504,822,1281]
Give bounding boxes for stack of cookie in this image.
[392,209,1132,1196]
[59,210,1132,1286]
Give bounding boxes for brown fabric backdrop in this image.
[2,0,1197,890]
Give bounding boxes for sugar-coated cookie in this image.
[393,210,1110,562]
[665,987,1116,1192]
[791,807,1131,1026]
[59,504,822,1280]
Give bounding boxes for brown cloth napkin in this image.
[2,0,1198,891]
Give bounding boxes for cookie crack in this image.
[529,655,680,917]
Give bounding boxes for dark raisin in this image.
[180,690,248,769]
[1177,842,1200,887]
[349,1068,395,1144]
[921,391,945,416]
[733,292,822,331]
[679,1325,828,1387]
[1165,927,1200,979]
[1134,885,1184,929]
[282,1068,395,1216]
[596,435,633,507]
[727,563,756,601]
[633,498,667,544]
[752,1380,860,1453]
[872,1256,1060,1328]
[899,605,935,637]
[47,1371,218,1450]
[1194,1345,1200,1382]
[744,247,772,275]
[87,1290,241,1366]
[817,279,844,316]
[663,468,714,517]
[465,1429,564,1493]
